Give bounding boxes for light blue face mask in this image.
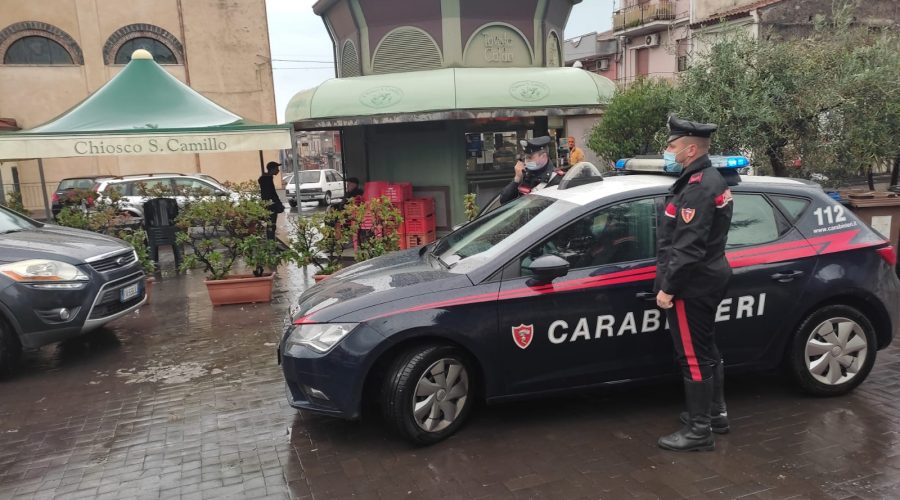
[663,148,687,173]
[662,152,681,173]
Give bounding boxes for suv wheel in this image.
[0,316,22,377]
[319,192,332,207]
[289,199,298,208]
[789,305,877,396]
[381,344,474,445]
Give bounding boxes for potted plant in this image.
[345,196,403,263]
[176,196,281,306]
[288,209,351,282]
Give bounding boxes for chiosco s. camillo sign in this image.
[73,137,229,156]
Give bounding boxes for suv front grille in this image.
[90,251,136,273]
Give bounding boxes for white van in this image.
[284,169,345,207]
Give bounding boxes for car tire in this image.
[289,199,298,208]
[788,304,877,396]
[381,344,475,445]
[0,315,22,377]
[319,192,332,207]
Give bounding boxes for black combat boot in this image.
[659,378,715,452]
[679,359,729,433]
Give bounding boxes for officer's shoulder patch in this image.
[681,208,696,223]
[689,172,703,184]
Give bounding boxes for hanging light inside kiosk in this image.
[615,155,750,173]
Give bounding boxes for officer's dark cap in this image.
[520,136,552,154]
[266,161,281,173]
[666,115,717,143]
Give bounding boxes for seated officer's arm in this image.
[659,185,716,296]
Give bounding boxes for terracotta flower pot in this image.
[205,273,275,306]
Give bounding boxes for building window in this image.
[4,36,72,64]
[114,37,177,64]
[103,24,184,65]
[0,21,83,65]
[676,38,689,72]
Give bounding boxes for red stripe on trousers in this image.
[675,300,703,381]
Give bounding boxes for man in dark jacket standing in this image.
[655,116,734,452]
[258,161,285,240]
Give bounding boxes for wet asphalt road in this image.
[1,207,900,499]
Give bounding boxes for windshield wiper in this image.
[0,228,25,235]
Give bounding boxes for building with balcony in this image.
[612,0,691,84]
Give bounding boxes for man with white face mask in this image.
[655,115,734,452]
[498,136,554,205]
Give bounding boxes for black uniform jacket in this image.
[498,166,553,205]
[655,155,733,298]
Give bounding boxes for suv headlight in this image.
[0,260,90,288]
[284,323,358,354]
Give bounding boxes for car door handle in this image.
[771,270,804,283]
[635,292,657,300]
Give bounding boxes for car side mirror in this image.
[525,255,569,286]
[215,190,228,196]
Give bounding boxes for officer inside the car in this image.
[655,115,734,452]
[498,136,555,204]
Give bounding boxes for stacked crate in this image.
[403,197,436,249]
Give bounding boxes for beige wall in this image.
[0,0,279,215]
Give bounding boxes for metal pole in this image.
[0,165,6,205]
[259,150,265,175]
[37,159,51,221]
[290,129,300,205]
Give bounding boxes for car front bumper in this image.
[279,324,384,419]
[1,270,146,349]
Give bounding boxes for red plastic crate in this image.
[404,214,436,234]
[405,230,436,248]
[363,181,390,201]
[403,198,434,219]
[385,182,413,203]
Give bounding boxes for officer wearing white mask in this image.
[498,136,554,205]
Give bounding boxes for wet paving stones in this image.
[2,263,900,499]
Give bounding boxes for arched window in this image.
[0,21,83,65]
[114,37,176,64]
[4,36,73,64]
[103,24,184,65]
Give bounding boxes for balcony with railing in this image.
[613,1,677,36]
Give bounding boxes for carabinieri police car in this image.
[279,159,899,445]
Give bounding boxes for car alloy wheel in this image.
[381,344,476,444]
[789,304,876,396]
[412,358,469,433]
[804,317,868,386]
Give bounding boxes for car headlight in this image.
[284,323,357,354]
[0,260,90,288]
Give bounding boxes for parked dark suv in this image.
[0,205,146,375]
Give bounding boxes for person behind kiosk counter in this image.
[498,136,554,205]
[568,136,585,165]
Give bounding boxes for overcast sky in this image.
[265,0,614,122]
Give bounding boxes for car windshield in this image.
[0,206,38,234]
[299,171,320,184]
[58,178,95,190]
[433,195,574,269]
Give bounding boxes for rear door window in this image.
[726,193,785,248]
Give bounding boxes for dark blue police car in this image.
[280,160,899,444]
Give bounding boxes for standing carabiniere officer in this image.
[655,116,734,452]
